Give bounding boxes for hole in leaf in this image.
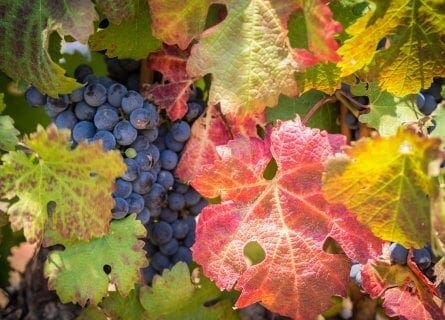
[256,125,265,139]
[243,241,265,266]
[103,264,112,275]
[207,196,221,204]
[47,201,56,216]
[263,158,277,180]
[99,18,109,29]
[204,298,220,307]
[89,172,98,177]
[205,4,227,30]
[323,237,344,255]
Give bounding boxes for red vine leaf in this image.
[191,118,382,319]
[142,45,193,121]
[362,260,445,320]
[176,104,232,183]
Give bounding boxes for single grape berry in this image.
[25,86,47,107]
[389,243,408,265]
[83,83,107,107]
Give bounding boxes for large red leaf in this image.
[191,117,383,319]
[362,260,445,320]
[142,45,193,121]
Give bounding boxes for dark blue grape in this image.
[106,58,128,79]
[129,108,152,130]
[83,74,98,85]
[189,198,208,216]
[416,93,426,109]
[120,59,140,72]
[69,87,85,103]
[113,179,133,198]
[122,158,139,182]
[84,83,107,107]
[144,183,166,209]
[164,132,184,152]
[184,188,201,207]
[345,112,358,130]
[128,193,145,214]
[45,95,69,115]
[152,221,173,245]
[137,207,151,224]
[55,110,77,130]
[419,94,437,115]
[171,246,192,264]
[156,170,174,190]
[168,192,185,211]
[151,251,170,271]
[141,128,158,142]
[132,171,156,194]
[113,120,137,145]
[74,64,93,83]
[171,121,191,142]
[142,265,157,285]
[159,239,179,256]
[112,197,129,219]
[98,76,114,89]
[150,206,162,218]
[389,243,408,265]
[413,248,431,270]
[135,150,155,171]
[172,219,189,239]
[107,83,128,107]
[160,208,178,223]
[122,90,143,114]
[173,181,189,194]
[92,130,116,151]
[94,106,119,130]
[349,263,361,279]
[130,135,151,151]
[25,86,47,106]
[74,101,96,121]
[185,101,203,122]
[72,121,96,143]
[185,215,196,232]
[427,119,437,134]
[424,82,443,101]
[160,149,178,170]
[183,231,195,248]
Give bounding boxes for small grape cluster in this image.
[389,243,444,299]
[25,60,208,285]
[415,78,444,134]
[339,83,369,141]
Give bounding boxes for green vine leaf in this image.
[95,0,138,24]
[351,82,419,136]
[431,104,445,139]
[0,1,98,97]
[89,0,161,59]
[0,125,126,243]
[187,0,299,117]
[44,215,148,306]
[140,262,239,320]
[338,0,445,96]
[0,93,19,151]
[99,286,147,320]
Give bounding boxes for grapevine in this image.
[0,1,444,320]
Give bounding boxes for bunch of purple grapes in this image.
[25,60,208,285]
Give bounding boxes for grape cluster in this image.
[25,61,208,285]
[339,83,369,141]
[415,78,444,134]
[389,242,444,299]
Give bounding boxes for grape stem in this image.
[302,96,337,125]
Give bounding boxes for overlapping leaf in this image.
[44,215,148,306]
[176,104,232,183]
[290,0,342,65]
[142,45,193,120]
[362,260,444,320]
[431,104,445,140]
[191,118,383,319]
[0,125,126,243]
[148,0,215,50]
[100,286,147,320]
[338,0,445,96]
[351,82,419,136]
[0,1,98,96]
[140,262,239,320]
[95,0,137,24]
[432,175,445,255]
[323,129,441,248]
[0,93,19,151]
[89,0,161,59]
[187,0,300,117]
